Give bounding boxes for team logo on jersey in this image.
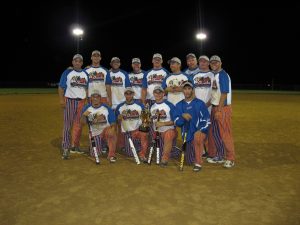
[147,74,165,85]
[121,109,140,120]
[151,109,167,120]
[70,76,87,88]
[130,76,143,87]
[89,113,107,124]
[212,79,218,89]
[89,71,105,82]
[168,79,186,87]
[111,76,124,86]
[193,76,212,88]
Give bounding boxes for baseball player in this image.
[80,89,117,163]
[108,57,131,110]
[58,54,88,159]
[85,50,112,106]
[141,53,169,106]
[162,57,189,105]
[206,55,235,168]
[184,53,200,77]
[128,58,146,102]
[174,81,210,172]
[150,86,178,167]
[115,87,149,162]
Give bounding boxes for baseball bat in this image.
[88,125,100,165]
[121,119,141,165]
[179,124,189,171]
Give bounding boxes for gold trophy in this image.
[139,103,151,132]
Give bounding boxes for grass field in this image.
[0,90,299,225]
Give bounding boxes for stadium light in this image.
[196,32,207,40]
[72,27,84,53]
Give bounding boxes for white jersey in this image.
[108,69,131,109]
[162,72,189,105]
[128,70,145,100]
[142,68,169,100]
[184,67,200,77]
[81,104,116,137]
[150,100,177,133]
[85,66,110,97]
[116,101,144,132]
[211,70,232,106]
[59,69,88,99]
[192,71,214,103]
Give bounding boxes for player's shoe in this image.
[101,147,108,154]
[202,151,209,158]
[109,156,117,163]
[62,148,70,160]
[193,164,202,172]
[223,160,235,168]
[207,157,225,164]
[160,161,168,168]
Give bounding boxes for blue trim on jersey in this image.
[59,69,72,89]
[219,70,229,93]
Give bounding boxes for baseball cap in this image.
[168,57,181,64]
[90,89,101,96]
[210,55,222,63]
[124,87,135,93]
[153,53,162,60]
[132,58,141,64]
[153,86,164,93]
[186,53,196,59]
[73,54,83,60]
[181,81,194,88]
[111,57,120,63]
[91,50,101,56]
[198,55,209,61]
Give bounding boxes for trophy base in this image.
[139,126,150,132]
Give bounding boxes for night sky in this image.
[5,1,299,88]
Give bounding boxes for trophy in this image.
[139,103,151,132]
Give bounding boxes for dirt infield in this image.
[1,91,299,225]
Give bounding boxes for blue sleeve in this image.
[196,101,210,134]
[163,68,170,75]
[123,71,131,88]
[115,103,122,118]
[107,106,116,124]
[174,101,185,127]
[81,104,91,116]
[219,71,229,93]
[59,69,71,89]
[162,75,168,89]
[105,70,112,85]
[142,71,148,88]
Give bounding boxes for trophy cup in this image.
[139,104,151,132]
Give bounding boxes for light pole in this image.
[72,27,84,53]
[196,32,207,53]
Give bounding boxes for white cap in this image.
[91,50,101,56]
[111,57,120,63]
[198,55,209,61]
[210,55,222,63]
[124,87,135,93]
[132,58,141,64]
[153,53,162,60]
[90,89,101,96]
[168,57,181,64]
[73,54,83,60]
[186,53,196,59]
[181,81,194,88]
[153,86,164,93]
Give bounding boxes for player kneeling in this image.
[81,89,117,163]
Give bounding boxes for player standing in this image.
[128,58,145,102]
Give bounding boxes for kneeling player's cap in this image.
[210,55,222,63]
[90,89,101,96]
[198,55,209,61]
[91,50,101,56]
[132,58,141,64]
[153,53,162,60]
[181,81,194,88]
[73,54,83,60]
[153,86,164,93]
[111,57,120,63]
[124,87,135,93]
[186,53,196,59]
[168,57,181,64]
